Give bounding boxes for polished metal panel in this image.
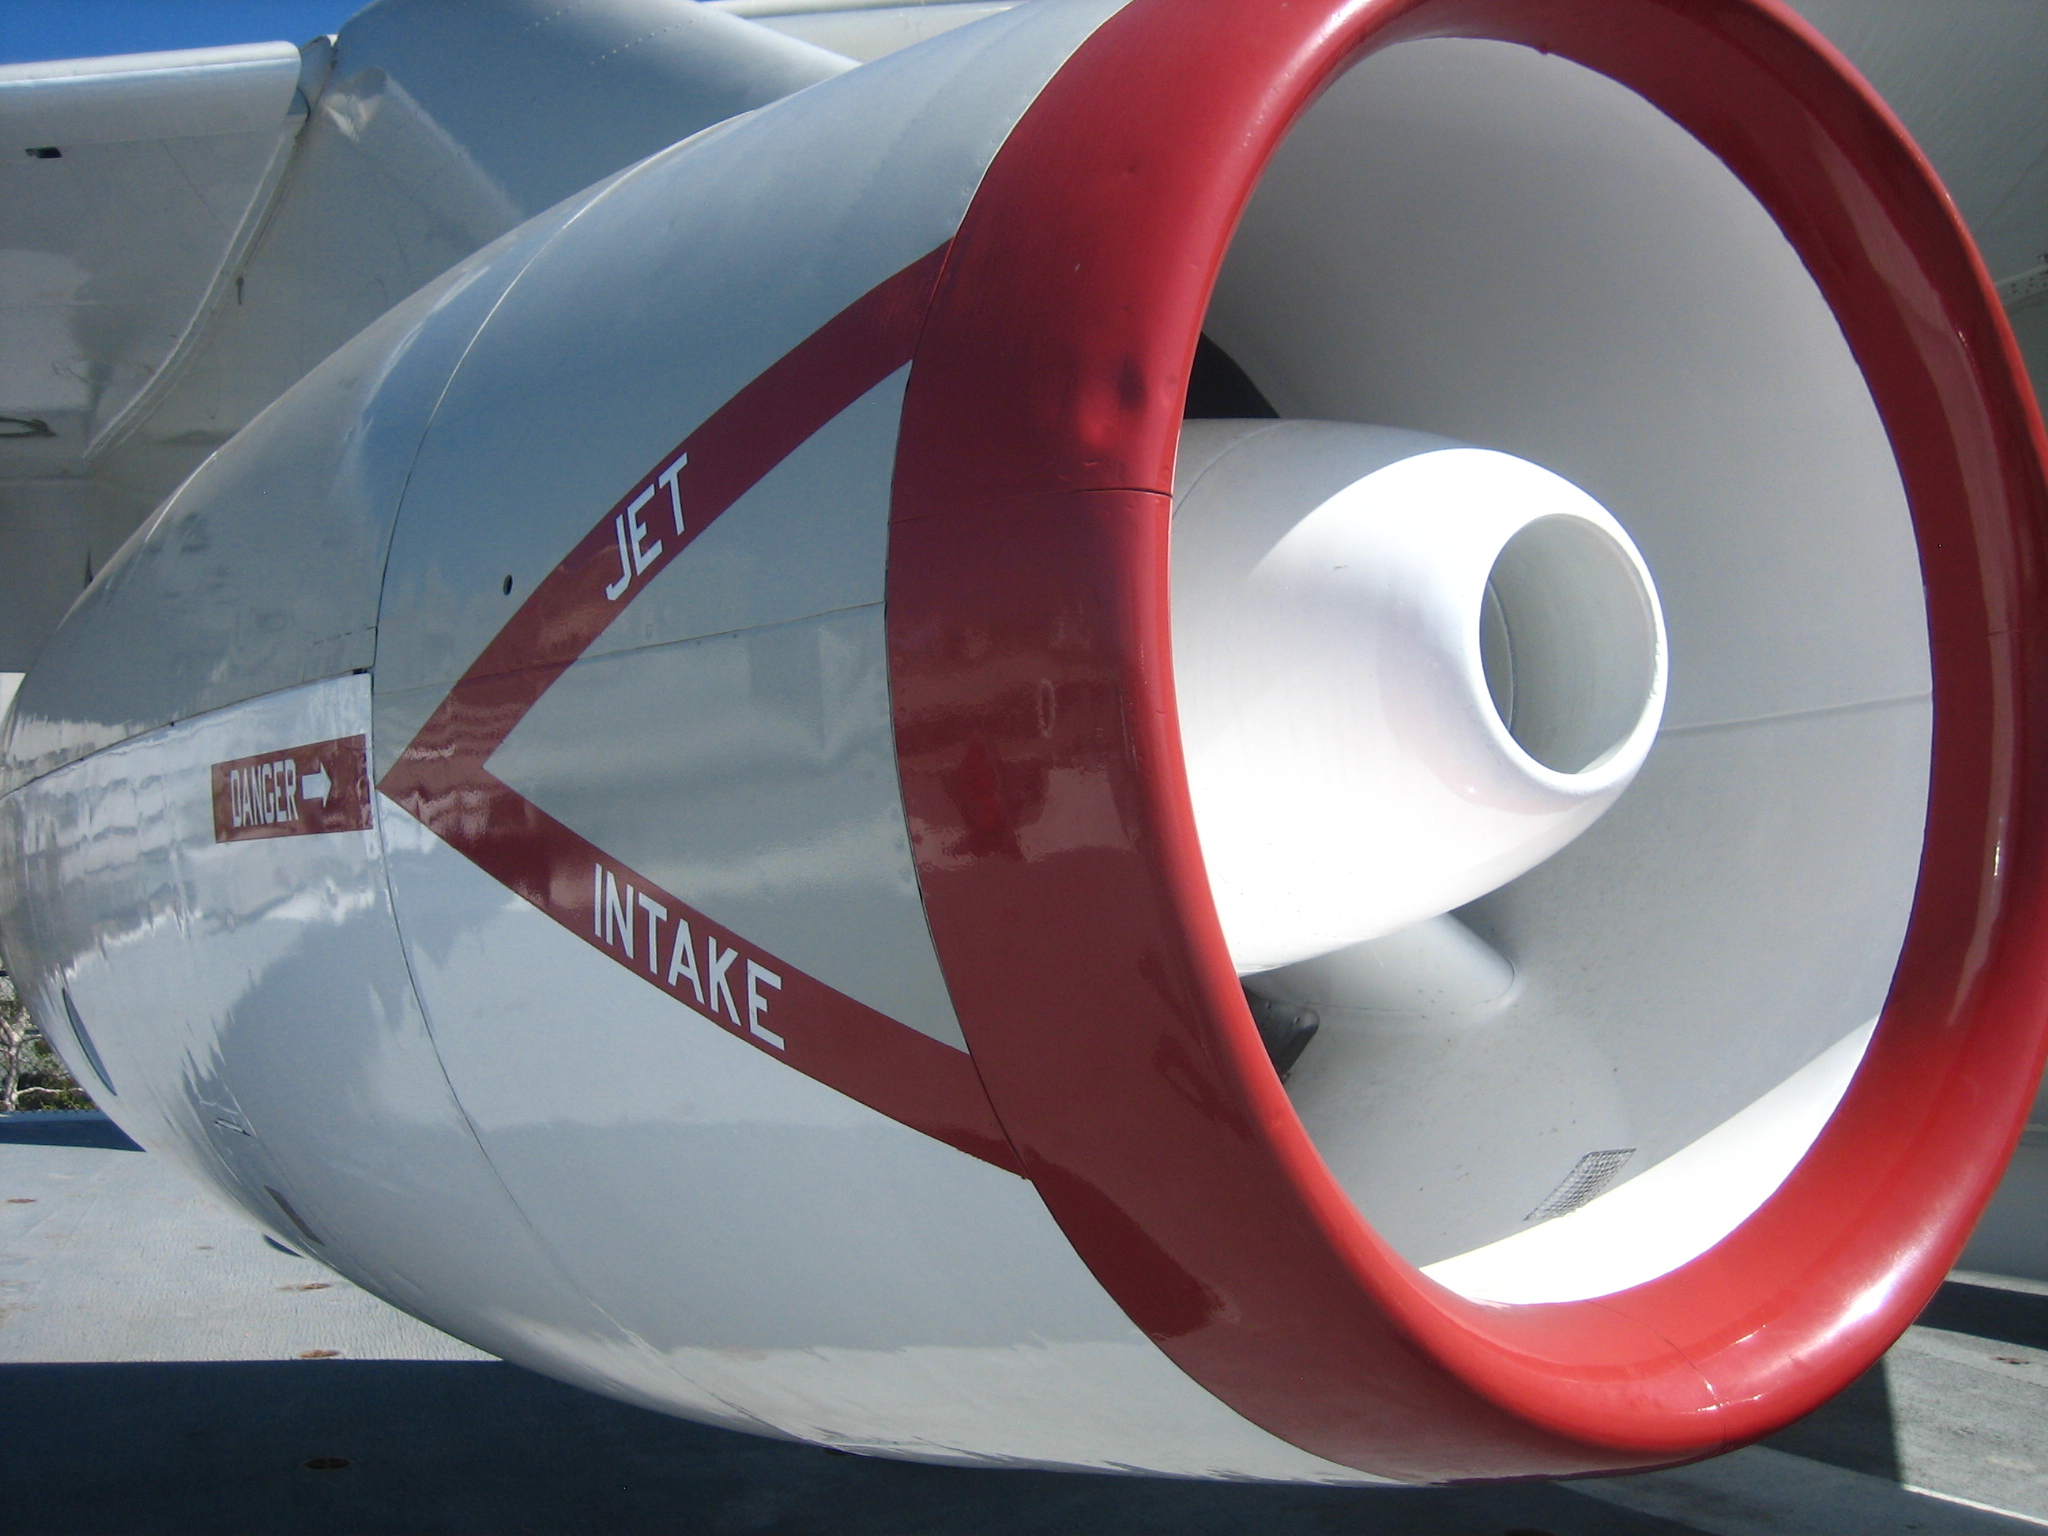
[0,44,306,466]
[0,43,305,143]
[0,42,315,671]
[378,798,1376,1478]
[0,1,851,681]
[87,0,851,519]
[491,606,970,1048]
[0,191,596,795]
[481,372,969,1048]
[0,477,142,674]
[369,0,1126,1056]
[0,673,717,1411]
[329,0,852,214]
[371,0,1121,699]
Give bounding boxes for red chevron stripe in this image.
[378,244,1018,1172]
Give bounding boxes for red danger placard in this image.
[211,735,372,842]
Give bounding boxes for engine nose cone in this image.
[1171,420,1667,974]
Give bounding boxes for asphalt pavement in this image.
[4,1112,2044,1536]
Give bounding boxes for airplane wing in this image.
[0,42,316,664]
[0,3,850,674]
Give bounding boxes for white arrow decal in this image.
[301,765,332,805]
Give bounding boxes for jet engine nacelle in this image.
[3,0,2046,1484]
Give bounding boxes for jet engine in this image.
[2,0,2045,1484]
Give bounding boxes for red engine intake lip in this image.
[887,0,2048,1483]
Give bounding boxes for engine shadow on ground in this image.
[0,1113,1700,1534]
[12,1108,2046,1535]
[0,1110,142,1151]
[0,1357,1711,1536]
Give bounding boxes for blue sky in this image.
[0,1,362,66]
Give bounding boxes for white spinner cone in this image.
[1172,420,1668,974]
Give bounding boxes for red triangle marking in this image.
[378,244,1021,1173]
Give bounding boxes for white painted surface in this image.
[0,44,305,145]
[1276,698,1926,1266]
[377,797,1381,1480]
[0,180,598,794]
[1425,1022,1876,1302]
[0,0,850,676]
[0,43,307,481]
[1211,39,1927,731]
[1207,37,1927,1269]
[372,0,1126,697]
[0,677,719,1416]
[1172,420,1665,972]
[1250,913,1517,1017]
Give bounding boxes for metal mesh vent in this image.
[1525,1148,1635,1222]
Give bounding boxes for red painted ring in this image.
[887,0,2048,1481]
